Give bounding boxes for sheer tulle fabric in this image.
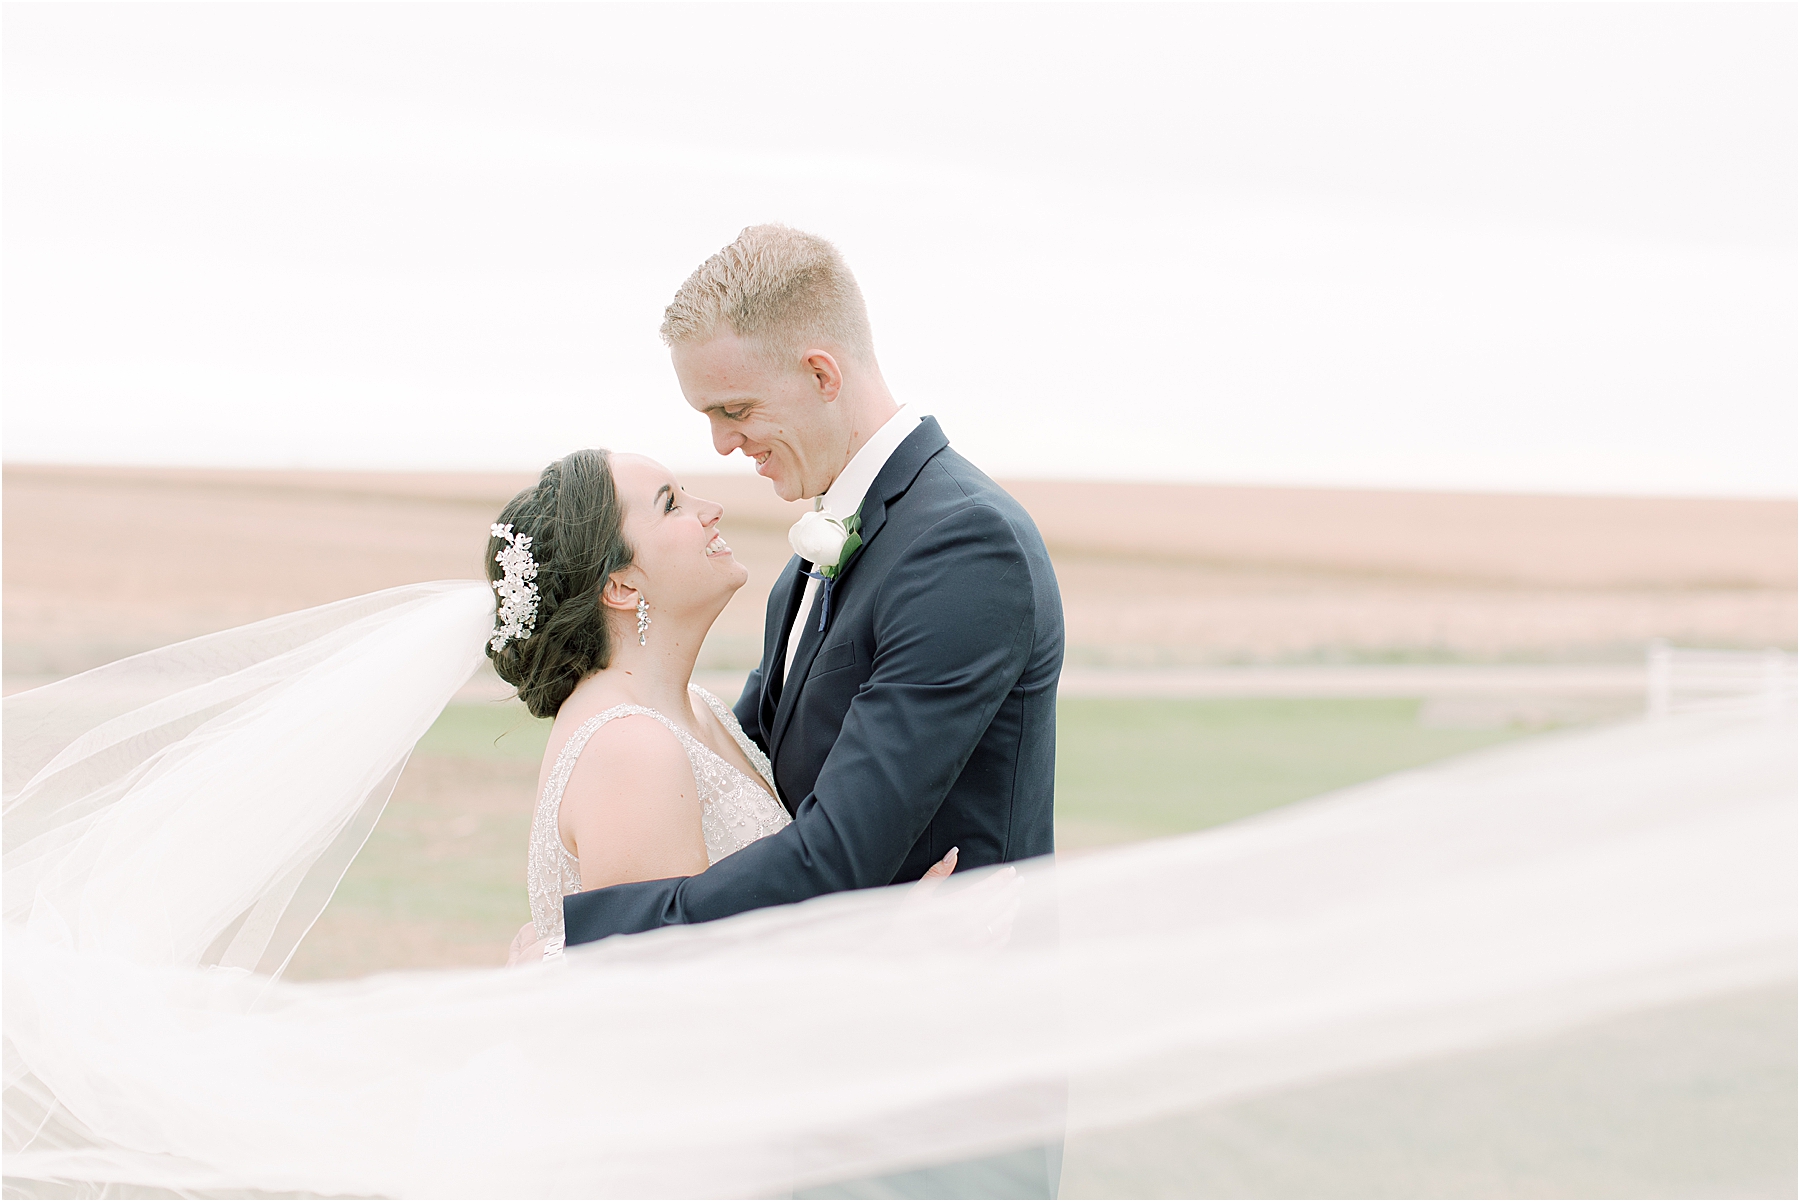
[3,583,1793,1197]
[4,583,492,977]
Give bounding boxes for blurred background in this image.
[2,6,1796,1191]
[5,0,1795,964]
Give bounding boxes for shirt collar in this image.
[818,405,922,519]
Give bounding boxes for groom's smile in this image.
[673,327,853,503]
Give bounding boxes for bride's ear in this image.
[599,574,640,615]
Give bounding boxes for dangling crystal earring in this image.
[636,596,651,646]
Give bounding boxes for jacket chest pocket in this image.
[808,639,858,681]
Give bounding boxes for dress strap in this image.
[545,704,701,807]
[689,685,777,794]
[689,685,734,728]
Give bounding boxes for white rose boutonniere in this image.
[788,505,865,633]
[788,509,852,569]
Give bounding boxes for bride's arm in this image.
[560,716,710,890]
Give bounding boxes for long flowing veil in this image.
[4,582,493,978]
[3,582,1794,1197]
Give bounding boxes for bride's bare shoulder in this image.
[557,713,707,885]
[561,711,693,793]
[559,713,698,819]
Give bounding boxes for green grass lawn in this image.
[287,696,1539,976]
[412,699,552,761]
[1053,698,1529,848]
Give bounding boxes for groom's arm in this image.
[563,503,1034,942]
[732,666,766,753]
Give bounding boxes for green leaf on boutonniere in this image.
[824,531,863,579]
[822,507,864,580]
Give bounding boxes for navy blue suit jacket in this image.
[562,417,1065,943]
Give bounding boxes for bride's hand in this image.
[908,846,959,899]
[505,920,545,967]
[896,847,1021,951]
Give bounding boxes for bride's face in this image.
[611,455,748,618]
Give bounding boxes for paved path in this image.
[680,664,1649,705]
[1056,663,1646,699]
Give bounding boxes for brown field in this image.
[4,463,1792,684]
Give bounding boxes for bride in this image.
[3,449,1791,1197]
[488,448,956,964]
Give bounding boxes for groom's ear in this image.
[803,350,843,404]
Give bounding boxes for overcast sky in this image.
[3,3,1794,496]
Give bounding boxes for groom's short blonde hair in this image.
[660,224,876,366]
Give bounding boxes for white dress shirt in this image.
[780,406,923,684]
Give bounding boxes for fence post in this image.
[1647,639,1671,719]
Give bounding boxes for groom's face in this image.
[674,329,842,503]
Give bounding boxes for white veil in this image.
[4,583,1793,1198]
[3,582,493,978]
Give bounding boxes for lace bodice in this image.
[527,685,789,952]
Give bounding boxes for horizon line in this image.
[3,458,1794,506]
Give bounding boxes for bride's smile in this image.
[609,453,750,610]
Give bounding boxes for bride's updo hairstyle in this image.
[484,449,634,719]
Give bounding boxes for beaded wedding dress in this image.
[528,687,789,953]
[4,582,1793,1197]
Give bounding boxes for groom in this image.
[561,223,1064,941]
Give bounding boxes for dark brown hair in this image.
[485,449,634,719]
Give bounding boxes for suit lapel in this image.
[823,416,947,588]
[762,557,808,724]
[766,417,951,764]
[769,574,830,760]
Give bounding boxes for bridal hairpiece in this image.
[489,523,540,652]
